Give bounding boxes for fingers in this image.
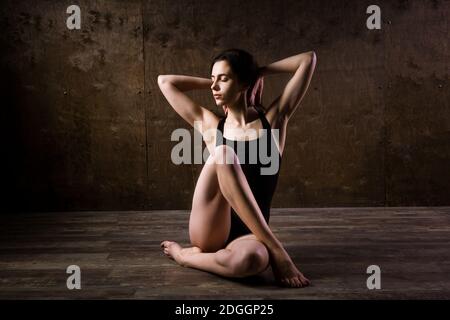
[246,75,264,107]
[252,76,264,106]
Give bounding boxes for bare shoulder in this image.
[195,107,220,142]
[197,108,222,154]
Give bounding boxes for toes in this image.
[277,274,311,288]
[160,241,173,248]
[299,275,310,287]
[280,279,289,287]
[288,278,296,287]
[286,278,298,288]
[299,279,307,287]
[279,278,303,288]
[283,275,310,288]
[293,278,302,288]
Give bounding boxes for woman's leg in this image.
[189,144,278,253]
[163,145,310,287]
[188,149,232,253]
[161,234,270,278]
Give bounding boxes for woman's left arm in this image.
[260,51,317,121]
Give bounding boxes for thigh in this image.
[226,234,263,250]
[189,155,231,252]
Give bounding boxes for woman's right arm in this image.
[157,75,218,129]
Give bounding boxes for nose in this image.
[211,79,219,91]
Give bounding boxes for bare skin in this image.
[158,50,317,288]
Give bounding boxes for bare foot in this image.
[160,240,202,267]
[270,249,311,288]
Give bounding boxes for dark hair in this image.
[210,48,259,89]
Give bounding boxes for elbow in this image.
[308,51,317,63]
[305,51,317,70]
[158,75,174,87]
[297,51,317,69]
[157,75,168,87]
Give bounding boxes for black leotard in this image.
[215,106,282,244]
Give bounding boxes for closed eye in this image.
[211,74,230,81]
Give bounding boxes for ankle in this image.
[175,252,188,267]
[268,246,292,261]
[266,240,285,254]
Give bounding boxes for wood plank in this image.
[0,207,449,299]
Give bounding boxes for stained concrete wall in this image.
[0,0,448,212]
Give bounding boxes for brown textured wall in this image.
[0,0,448,212]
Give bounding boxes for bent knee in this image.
[231,246,269,277]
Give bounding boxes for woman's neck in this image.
[226,95,250,127]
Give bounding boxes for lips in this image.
[214,95,222,98]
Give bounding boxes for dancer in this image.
[158,49,317,288]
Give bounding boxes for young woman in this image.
[158,49,317,288]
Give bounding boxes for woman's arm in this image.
[261,51,317,121]
[158,75,211,91]
[157,75,218,129]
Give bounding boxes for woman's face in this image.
[210,60,246,108]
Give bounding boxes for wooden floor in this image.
[0,207,449,299]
